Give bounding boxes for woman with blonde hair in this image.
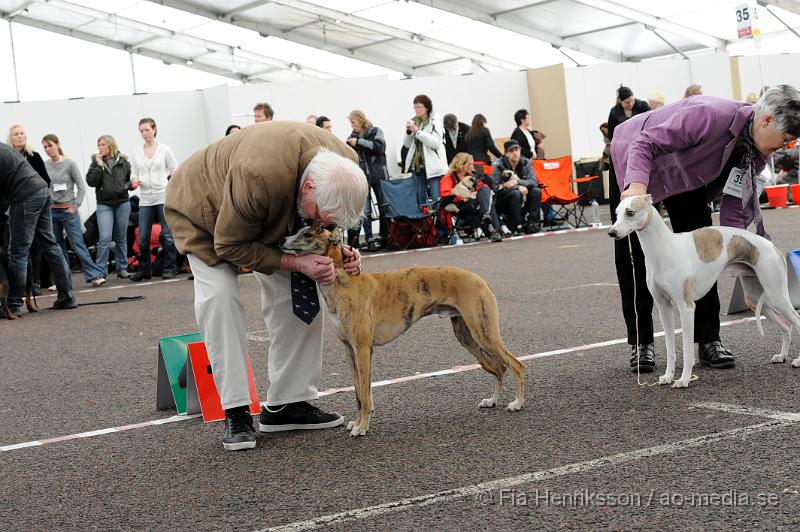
[42,134,106,287]
[684,84,702,98]
[7,124,49,184]
[346,109,389,251]
[86,134,137,279]
[8,123,51,294]
[439,152,502,242]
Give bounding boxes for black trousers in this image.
[609,162,721,346]
[496,185,543,229]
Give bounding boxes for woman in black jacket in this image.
[86,134,137,280]
[7,123,51,294]
[464,114,502,164]
[346,110,389,251]
[606,85,653,373]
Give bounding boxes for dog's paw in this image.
[658,375,673,385]
[672,378,690,389]
[791,358,800,368]
[346,420,355,430]
[479,398,497,408]
[772,354,788,364]
[349,425,368,437]
[506,400,523,412]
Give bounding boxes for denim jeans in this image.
[51,207,105,282]
[7,187,74,306]
[361,182,389,242]
[138,204,177,275]
[96,201,131,276]
[413,169,442,208]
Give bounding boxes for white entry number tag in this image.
[723,167,746,198]
[53,183,68,192]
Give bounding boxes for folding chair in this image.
[379,177,437,250]
[533,156,596,228]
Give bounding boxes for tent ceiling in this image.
[1,0,799,83]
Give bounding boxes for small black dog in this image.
[0,220,39,320]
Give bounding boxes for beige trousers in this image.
[187,255,324,410]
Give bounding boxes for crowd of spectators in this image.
[3,84,796,317]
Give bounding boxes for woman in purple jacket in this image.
[611,84,800,374]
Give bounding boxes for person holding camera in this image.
[492,139,543,234]
[402,94,448,207]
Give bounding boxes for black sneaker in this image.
[161,271,176,280]
[698,341,735,369]
[259,401,344,433]
[223,406,257,451]
[629,343,656,373]
[52,296,77,310]
[116,270,131,279]
[130,271,152,282]
[524,221,541,234]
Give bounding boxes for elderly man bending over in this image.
[166,122,367,451]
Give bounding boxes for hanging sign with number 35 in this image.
[736,3,761,39]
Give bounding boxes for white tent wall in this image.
[4,51,800,225]
[737,53,800,98]
[202,84,233,144]
[1,90,208,221]
[564,53,733,162]
[227,70,531,175]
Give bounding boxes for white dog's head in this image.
[607,195,654,239]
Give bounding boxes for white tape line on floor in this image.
[260,402,800,532]
[0,315,762,453]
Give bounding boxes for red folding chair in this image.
[533,156,598,228]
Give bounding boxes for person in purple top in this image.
[610,84,800,374]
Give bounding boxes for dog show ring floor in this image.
[2,207,800,530]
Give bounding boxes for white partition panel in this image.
[565,53,734,162]
[1,90,206,220]
[737,53,800,98]
[228,70,531,175]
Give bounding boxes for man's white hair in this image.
[753,84,800,136]
[304,148,368,229]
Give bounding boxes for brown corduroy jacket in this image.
[165,121,357,275]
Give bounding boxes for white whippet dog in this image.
[608,195,800,388]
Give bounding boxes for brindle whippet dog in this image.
[608,195,800,388]
[280,226,525,436]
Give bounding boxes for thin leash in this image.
[627,235,698,387]
[31,292,144,309]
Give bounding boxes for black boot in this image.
[698,341,735,369]
[629,343,656,373]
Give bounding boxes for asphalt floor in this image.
[2,206,800,531]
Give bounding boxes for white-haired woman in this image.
[611,84,800,374]
[165,123,367,451]
[86,135,137,280]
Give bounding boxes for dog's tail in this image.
[755,292,767,336]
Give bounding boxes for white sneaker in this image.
[47,285,57,292]
[91,278,106,287]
